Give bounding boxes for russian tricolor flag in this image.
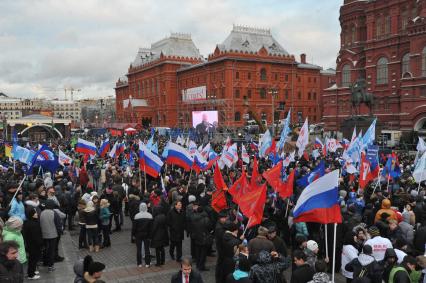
[139,142,163,178]
[98,139,110,157]
[75,138,97,156]
[293,169,342,224]
[166,142,193,171]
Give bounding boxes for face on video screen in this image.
[192,111,218,128]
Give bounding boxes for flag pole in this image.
[284,198,290,218]
[242,217,251,235]
[8,175,27,207]
[372,169,381,195]
[144,163,147,192]
[386,173,391,195]
[331,222,337,283]
[325,224,329,260]
[418,170,424,192]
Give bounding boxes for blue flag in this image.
[296,160,325,188]
[381,154,401,179]
[278,109,291,151]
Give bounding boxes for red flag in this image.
[251,156,261,189]
[214,162,228,191]
[303,151,310,161]
[359,153,373,189]
[277,169,295,199]
[228,170,251,204]
[265,139,276,156]
[262,162,282,192]
[242,183,267,229]
[211,188,228,212]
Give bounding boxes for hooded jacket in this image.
[249,250,291,283]
[374,199,397,223]
[307,272,330,283]
[345,253,382,283]
[134,203,153,239]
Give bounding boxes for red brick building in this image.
[115,26,334,129]
[322,0,426,134]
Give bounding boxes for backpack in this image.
[352,265,372,283]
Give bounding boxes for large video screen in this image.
[192,111,218,129]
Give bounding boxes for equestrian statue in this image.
[350,78,374,115]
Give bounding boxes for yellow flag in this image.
[5,144,12,158]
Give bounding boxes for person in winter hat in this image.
[2,216,26,264]
[308,260,330,283]
[304,240,319,269]
[249,250,291,283]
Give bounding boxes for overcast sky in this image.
[0,0,342,100]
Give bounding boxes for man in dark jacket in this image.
[345,244,382,283]
[290,250,315,283]
[249,250,290,283]
[215,210,229,283]
[167,200,185,262]
[221,222,243,281]
[111,176,125,230]
[248,226,275,264]
[22,207,43,280]
[150,206,169,266]
[134,202,153,267]
[381,248,410,283]
[267,226,287,257]
[0,241,24,283]
[189,202,211,271]
[171,256,204,283]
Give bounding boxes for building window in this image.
[236,71,239,79]
[384,15,391,35]
[308,92,311,100]
[342,64,351,87]
[248,72,251,80]
[235,112,241,121]
[247,89,252,98]
[377,57,389,84]
[313,92,317,100]
[351,25,356,42]
[422,47,426,77]
[235,89,240,98]
[260,68,267,81]
[402,53,410,75]
[402,9,408,30]
[260,88,266,99]
[421,86,426,97]
[297,91,301,100]
[285,74,288,81]
[376,17,382,38]
[274,73,278,80]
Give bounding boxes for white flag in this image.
[188,141,197,156]
[296,118,309,157]
[413,151,426,183]
[58,149,72,166]
[241,144,250,164]
[201,143,211,159]
[283,151,295,167]
[417,137,426,152]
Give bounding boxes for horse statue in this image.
[350,78,374,115]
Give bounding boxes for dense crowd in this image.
[0,132,425,283]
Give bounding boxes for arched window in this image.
[234,112,241,121]
[376,17,382,38]
[402,53,410,75]
[342,64,351,87]
[377,57,389,84]
[422,47,426,77]
[260,88,266,99]
[260,68,267,81]
[351,25,356,43]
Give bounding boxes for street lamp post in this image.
[269,88,278,136]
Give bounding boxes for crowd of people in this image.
[0,130,425,283]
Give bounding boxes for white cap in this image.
[307,240,319,252]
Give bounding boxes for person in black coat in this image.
[23,207,43,279]
[171,256,204,283]
[0,241,24,283]
[221,223,243,282]
[151,206,169,266]
[226,256,252,283]
[290,250,315,283]
[267,226,287,257]
[189,203,212,271]
[167,201,185,262]
[215,210,228,283]
[134,202,153,267]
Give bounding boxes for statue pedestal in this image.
[340,115,380,139]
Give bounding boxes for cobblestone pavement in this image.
[26,216,344,283]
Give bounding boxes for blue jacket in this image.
[9,198,26,221]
